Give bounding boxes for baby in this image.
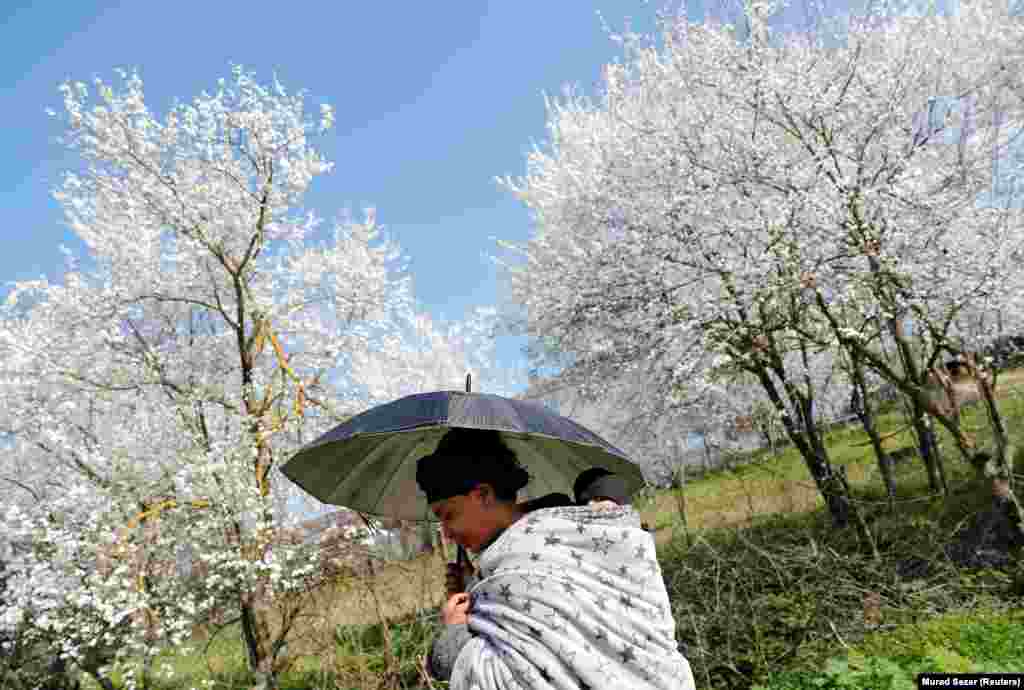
[516,468,631,512]
[574,467,651,532]
[573,467,629,506]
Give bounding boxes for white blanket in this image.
[450,505,695,690]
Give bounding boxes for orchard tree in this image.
[0,67,496,689]
[712,0,1024,518]
[498,13,856,527]
[722,0,1024,520]
[499,0,1024,530]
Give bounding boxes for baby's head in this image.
[573,468,630,506]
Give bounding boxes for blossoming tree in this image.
[0,67,507,689]
[499,0,1024,529]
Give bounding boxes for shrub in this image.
[660,498,1020,689]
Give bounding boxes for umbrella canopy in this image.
[281,390,644,521]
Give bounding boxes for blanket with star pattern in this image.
[449,504,695,690]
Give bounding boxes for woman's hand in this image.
[442,592,471,625]
[446,561,475,598]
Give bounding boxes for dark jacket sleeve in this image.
[428,623,473,681]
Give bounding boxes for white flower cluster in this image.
[0,64,513,681]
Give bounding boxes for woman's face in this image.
[431,484,499,553]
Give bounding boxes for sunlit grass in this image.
[77,370,1024,689]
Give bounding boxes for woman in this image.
[419,428,695,690]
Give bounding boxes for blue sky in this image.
[0,0,987,391]
[0,1,678,382]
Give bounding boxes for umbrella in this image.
[281,375,645,571]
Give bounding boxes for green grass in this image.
[78,606,445,690]
[76,382,1024,690]
[755,608,1024,689]
[635,390,1022,689]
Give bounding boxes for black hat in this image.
[415,428,530,504]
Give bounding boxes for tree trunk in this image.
[894,376,944,494]
[904,396,947,495]
[701,428,714,472]
[850,370,896,511]
[864,252,949,496]
[139,652,154,690]
[915,370,1023,542]
[890,317,945,494]
[239,596,278,690]
[965,354,1024,539]
[836,465,879,561]
[673,463,690,547]
[795,374,850,528]
[754,367,849,528]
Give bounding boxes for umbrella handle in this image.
[456,374,470,589]
[452,544,469,593]
[446,544,468,589]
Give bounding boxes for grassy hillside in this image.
[76,384,1024,690]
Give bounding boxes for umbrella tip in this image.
[465,373,472,393]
